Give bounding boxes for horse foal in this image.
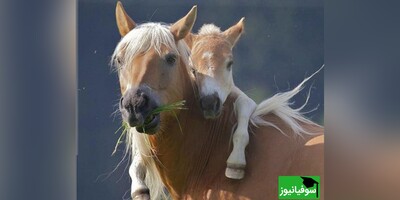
[187,19,256,179]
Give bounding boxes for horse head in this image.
[187,18,245,119]
[112,2,197,134]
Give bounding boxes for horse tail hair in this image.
[250,65,324,136]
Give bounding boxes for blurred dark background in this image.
[78,0,323,199]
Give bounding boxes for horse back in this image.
[196,115,324,200]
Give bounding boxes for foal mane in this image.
[198,24,221,35]
[111,22,192,200]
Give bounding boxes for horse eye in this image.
[165,54,177,65]
[227,61,233,70]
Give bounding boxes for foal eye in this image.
[165,54,177,65]
[227,61,233,70]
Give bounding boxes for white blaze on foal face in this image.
[189,20,244,118]
[194,39,234,103]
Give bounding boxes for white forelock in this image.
[111,22,191,73]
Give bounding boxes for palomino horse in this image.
[186,20,257,180]
[112,2,324,200]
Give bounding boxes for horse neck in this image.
[149,64,237,198]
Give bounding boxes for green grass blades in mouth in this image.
[150,100,186,116]
[143,100,187,125]
[112,121,130,155]
[112,100,187,155]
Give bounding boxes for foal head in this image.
[112,2,196,134]
[187,18,245,119]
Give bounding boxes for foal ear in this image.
[170,6,197,41]
[222,17,245,47]
[116,1,136,37]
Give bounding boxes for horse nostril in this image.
[120,97,124,107]
[214,99,221,111]
[200,95,220,111]
[134,92,149,110]
[121,98,135,114]
[200,98,209,110]
[142,93,149,108]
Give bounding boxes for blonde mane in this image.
[111,22,191,74]
[111,22,191,200]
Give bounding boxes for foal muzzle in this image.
[199,93,222,119]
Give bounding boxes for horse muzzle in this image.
[199,93,222,119]
[120,86,160,134]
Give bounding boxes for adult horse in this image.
[112,2,324,199]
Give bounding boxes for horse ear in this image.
[170,6,197,41]
[222,17,245,47]
[116,1,136,37]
